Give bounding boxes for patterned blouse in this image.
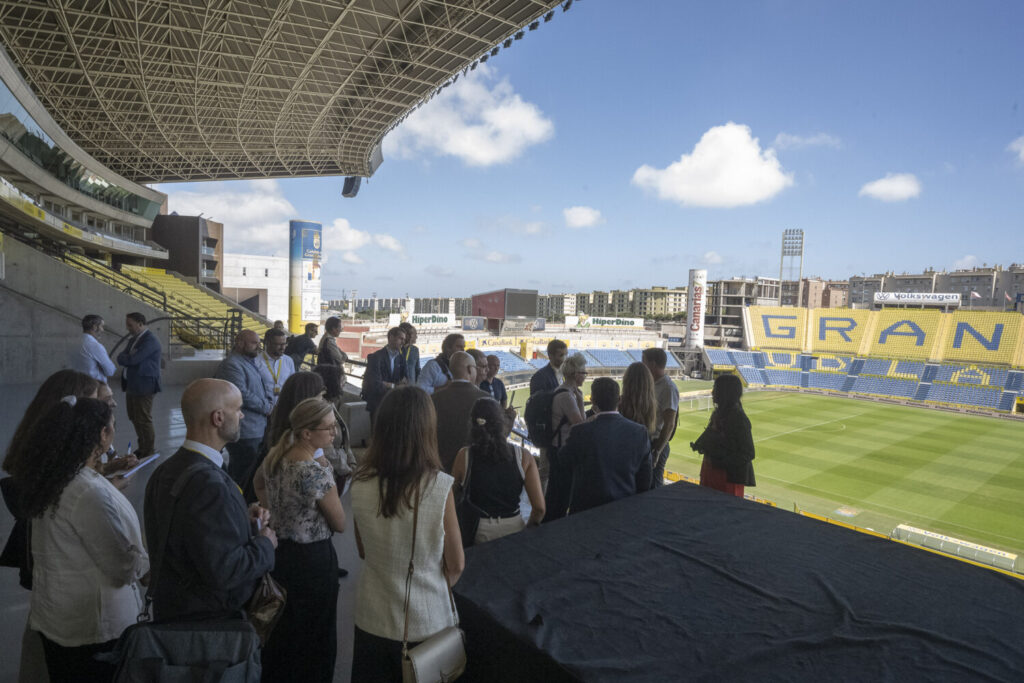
[264,459,336,543]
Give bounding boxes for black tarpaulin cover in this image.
[453,483,1024,682]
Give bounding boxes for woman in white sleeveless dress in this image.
[350,386,465,682]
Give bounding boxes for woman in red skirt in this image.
[691,374,756,497]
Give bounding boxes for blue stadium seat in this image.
[763,369,802,387]
[807,372,846,391]
[489,350,533,373]
[738,367,764,385]
[706,348,734,365]
[585,348,634,368]
[529,358,549,370]
[859,358,891,376]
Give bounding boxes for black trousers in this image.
[351,626,422,683]
[225,437,262,486]
[39,633,117,683]
[543,445,572,522]
[261,538,339,683]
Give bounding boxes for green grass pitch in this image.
[510,382,1024,555]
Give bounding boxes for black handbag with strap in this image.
[102,462,263,682]
[453,448,487,548]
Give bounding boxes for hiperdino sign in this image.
[566,315,644,328]
[388,313,456,327]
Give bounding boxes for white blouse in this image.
[352,472,456,641]
[29,467,149,646]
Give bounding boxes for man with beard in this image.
[214,329,274,484]
[144,379,277,620]
[258,328,295,406]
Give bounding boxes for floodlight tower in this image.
[778,229,804,306]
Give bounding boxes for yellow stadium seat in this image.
[867,309,942,361]
[748,306,806,351]
[940,311,1022,366]
[810,309,872,355]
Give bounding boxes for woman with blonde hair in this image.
[619,362,658,436]
[254,397,345,683]
[544,351,588,521]
[350,385,464,682]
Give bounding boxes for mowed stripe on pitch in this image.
[671,392,1024,551]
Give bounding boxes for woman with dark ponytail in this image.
[690,374,756,497]
[19,396,149,682]
[451,397,545,544]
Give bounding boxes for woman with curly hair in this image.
[619,362,658,437]
[20,397,149,682]
[349,386,464,683]
[451,397,545,545]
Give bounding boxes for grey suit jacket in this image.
[431,381,490,472]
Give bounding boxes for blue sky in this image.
[155,1,1024,300]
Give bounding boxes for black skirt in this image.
[261,537,339,683]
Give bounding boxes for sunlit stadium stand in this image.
[867,308,943,361]
[934,365,1009,387]
[624,348,680,367]
[809,308,873,356]
[808,354,852,373]
[921,383,1002,409]
[851,376,919,398]
[705,348,735,366]
[941,311,1024,366]
[747,306,807,351]
[765,351,802,369]
[122,265,266,331]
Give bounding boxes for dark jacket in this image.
[431,381,489,473]
[529,364,559,395]
[691,408,756,486]
[117,329,162,395]
[144,447,275,621]
[362,346,408,414]
[285,334,316,369]
[561,412,653,515]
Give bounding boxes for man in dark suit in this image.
[560,377,652,516]
[529,338,568,394]
[431,351,489,472]
[144,378,277,620]
[117,312,162,457]
[362,326,408,422]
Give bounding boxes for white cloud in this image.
[483,250,522,264]
[373,234,403,253]
[632,122,794,208]
[156,179,296,254]
[703,250,723,265]
[563,205,604,229]
[1009,136,1024,163]
[954,254,980,270]
[772,132,841,150]
[461,238,482,249]
[324,218,371,251]
[384,64,554,166]
[858,173,921,202]
[341,251,363,265]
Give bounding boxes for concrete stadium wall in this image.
[0,237,168,384]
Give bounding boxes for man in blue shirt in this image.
[416,333,464,395]
[70,314,116,383]
[214,329,274,484]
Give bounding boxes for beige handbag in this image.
[401,485,466,683]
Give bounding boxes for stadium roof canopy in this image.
[0,0,562,183]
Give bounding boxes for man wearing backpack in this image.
[643,348,679,488]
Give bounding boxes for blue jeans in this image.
[651,443,670,488]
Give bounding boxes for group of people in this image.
[2,314,755,682]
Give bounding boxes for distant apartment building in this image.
[800,278,849,309]
[847,264,1024,309]
[848,274,886,306]
[538,293,576,317]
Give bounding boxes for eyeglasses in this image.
[311,424,338,433]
